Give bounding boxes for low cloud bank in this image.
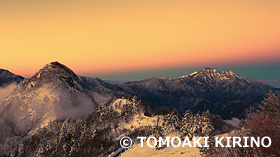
[258,80,280,88]
[0,83,17,104]
[224,117,241,127]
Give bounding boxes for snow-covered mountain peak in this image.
[197,68,221,75]
[0,62,97,135]
[189,68,242,81]
[179,68,241,80]
[201,67,218,72]
[19,62,82,93]
[35,61,79,81]
[178,68,223,80]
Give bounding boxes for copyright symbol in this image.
[120,136,132,148]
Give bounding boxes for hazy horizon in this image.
[2,62,280,83]
[92,63,280,81]
[1,0,280,77]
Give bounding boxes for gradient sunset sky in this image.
[1,0,280,80]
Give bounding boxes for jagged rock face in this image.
[0,62,97,135]
[0,69,24,87]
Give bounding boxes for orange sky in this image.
[1,0,280,77]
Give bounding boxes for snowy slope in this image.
[0,62,97,135]
[109,98,162,131]
[121,142,202,157]
[108,98,203,156]
[121,134,202,157]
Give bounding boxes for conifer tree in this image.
[180,110,213,138]
[162,109,180,136]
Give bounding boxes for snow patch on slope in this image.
[111,98,132,114]
[181,71,198,78]
[118,113,162,131]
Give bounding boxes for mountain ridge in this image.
[0,61,278,132]
[0,62,97,135]
[116,67,276,118]
[0,69,24,87]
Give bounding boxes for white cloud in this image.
[224,117,241,127]
[0,83,17,104]
[258,80,280,88]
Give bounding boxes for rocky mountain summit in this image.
[0,62,97,135]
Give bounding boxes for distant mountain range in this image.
[120,68,279,118]
[0,62,279,135]
[80,67,278,119]
[0,69,24,87]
